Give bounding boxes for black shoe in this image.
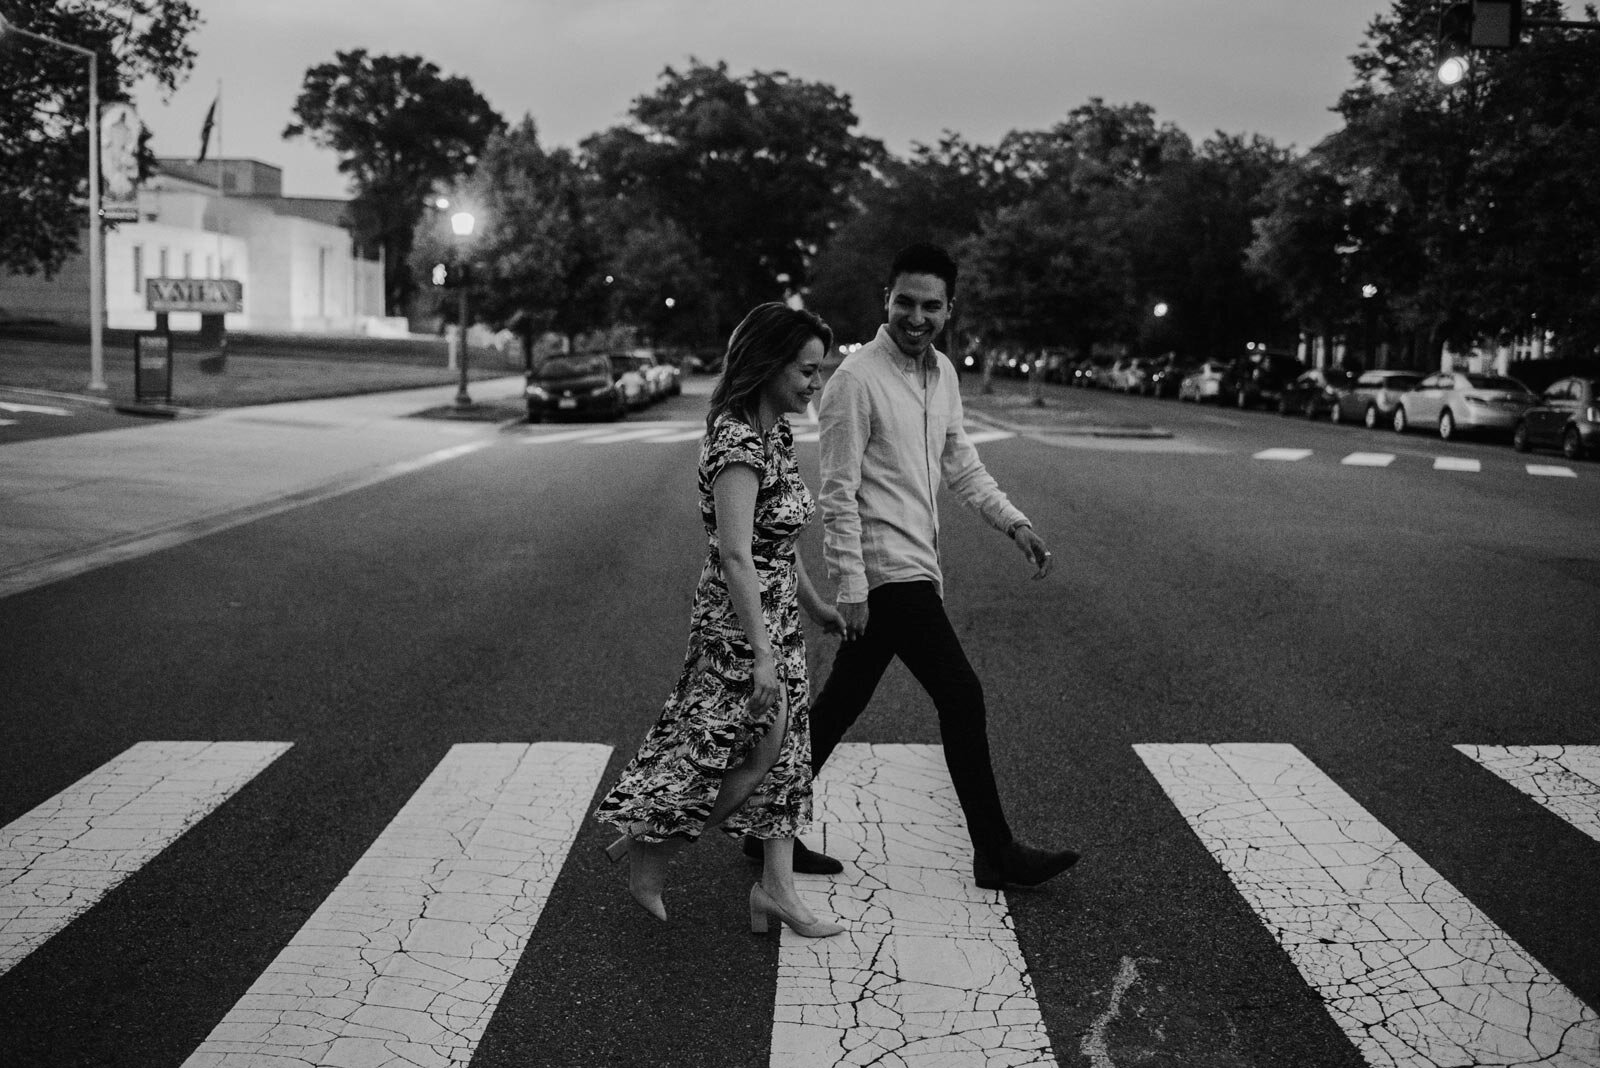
[742,835,844,876]
[973,841,1080,890]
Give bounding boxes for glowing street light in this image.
[0,14,106,391]
[1153,301,1169,318]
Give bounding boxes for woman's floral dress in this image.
[595,412,815,843]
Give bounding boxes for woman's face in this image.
[764,337,826,416]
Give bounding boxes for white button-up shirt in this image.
[819,325,1029,603]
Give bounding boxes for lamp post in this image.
[0,15,106,392]
[450,210,475,408]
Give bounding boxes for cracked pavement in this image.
[771,743,1058,1067]
[0,740,290,976]
[180,742,609,1068]
[1136,742,1600,1067]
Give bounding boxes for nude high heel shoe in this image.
[748,883,844,938]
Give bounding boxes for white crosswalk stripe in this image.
[0,741,291,977]
[516,423,1014,447]
[1527,464,1578,478]
[10,738,1599,1064]
[1456,745,1600,844]
[1254,448,1313,461]
[1244,449,1583,478]
[1135,743,1600,1068]
[181,742,610,1068]
[776,743,1057,1067]
[1433,457,1481,472]
[0,401,73,416]
[1341,452,1395,467]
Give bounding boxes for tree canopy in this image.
[1,0,200,276]
[285,49,503,315]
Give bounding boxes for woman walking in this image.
[595,303,846,938]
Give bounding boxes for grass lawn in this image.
[1,325,519,408]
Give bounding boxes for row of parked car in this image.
[524,350,682,422]
[1067,351,1599,461]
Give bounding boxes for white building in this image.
[0,158,385,334]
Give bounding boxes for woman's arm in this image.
[712,464,780,714]
[796,554,845,636]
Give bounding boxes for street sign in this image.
[145,278,243,314]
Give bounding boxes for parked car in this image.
[631,350,678,400]
[1278,368,1356,418]
[1513,376,1600,460]
[526,352,624,422]
[1147,355,1200,399]
[1220,351,1305,409]
[1091,358,1121,390]
[609,354,653,410]
[1392,371,1538,440]
[1106,357,1144,393]
[1177,360,1227,403]
[1072,356,1110,387]
[1332,369,1424,428]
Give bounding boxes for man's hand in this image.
[809,602,846,638]
[838,600,870,642]
[1014,525,1054,580]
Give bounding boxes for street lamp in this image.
[1152,301,1169,318]
[0,15,106,392]
[450,210,475,408]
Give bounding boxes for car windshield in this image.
[611,356,646,372]
[537,355,609,377]
[1465,375,1526,392]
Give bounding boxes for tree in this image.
[1,0,200,277]
[285,50,503,315]
[583,59,882,340]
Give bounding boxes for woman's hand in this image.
[748,651,781,716]
[808,603,846,637]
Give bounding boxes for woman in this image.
[594,303,846,938]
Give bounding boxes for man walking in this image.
[745,242,1079,889]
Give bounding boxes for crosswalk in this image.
[4,742,1597,1066]
[515,421,1018,447]
[1253,447,1580,477]
[0,399,74,428]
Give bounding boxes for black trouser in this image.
[809,581,1013,855]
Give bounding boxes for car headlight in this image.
[527,385,549,400]
[590,383,613,396]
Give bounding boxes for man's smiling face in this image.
[884,272,951,359]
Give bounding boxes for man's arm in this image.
[818,369,872,603]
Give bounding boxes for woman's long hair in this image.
[705,303,833,435]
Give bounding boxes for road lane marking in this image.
[1134,743,1600,1067]
[1456,745,1600,843]
[0,401,73,416]
[965,430,1016,445]
[0,741,291,977]
[1254,448,1312,461]
[0,419,16,427]
[773,743,1058,1067]
[1527,464,1577,478]
[1341,452,1395,467]
[518,427,617,444]
[648,428,712,443]
[1433,457,1481,472]
[181,742,609,1068]
[582,427,692,444]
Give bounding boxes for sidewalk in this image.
[0,376,529,600]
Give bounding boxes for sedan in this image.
[1513,376,1600,460]
[1178,360,1227,403]
[1147,355,1199,399]
[526,353,625,422]
[1332,370,1424,429]
[1278,368,1356,418]
[1392,371,1538,440]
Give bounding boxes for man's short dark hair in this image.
[889,243,958,300]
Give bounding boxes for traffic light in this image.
[1470,0,1521,49]
[1437,0,1522,82]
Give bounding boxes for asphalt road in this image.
[2,381,1597,1067]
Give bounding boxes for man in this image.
[744,242,1079,889]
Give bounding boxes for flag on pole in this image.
[198,96,218,162]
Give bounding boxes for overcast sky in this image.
[134,0,1389,199]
